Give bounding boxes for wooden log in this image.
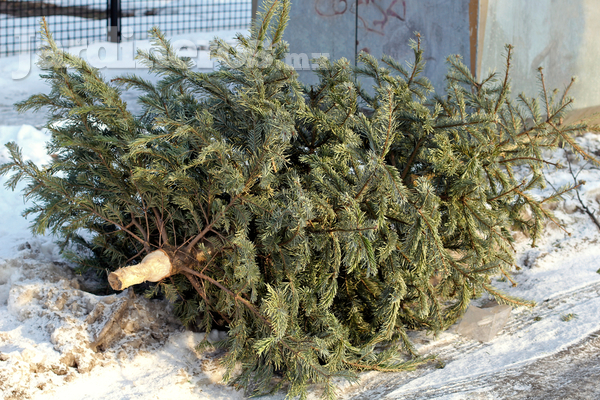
[89,290,133,351]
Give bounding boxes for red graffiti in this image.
[315,0,406,36]
[315,0,348,16]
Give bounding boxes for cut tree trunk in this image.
[108,249,174,291]
[108,247,212,291]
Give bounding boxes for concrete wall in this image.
[284,0,474,91]
[478,0,600,115]
[363,0,472,91]
[284,0,356,86]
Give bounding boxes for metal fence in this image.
[0,0,254,57]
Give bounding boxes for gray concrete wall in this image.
[284,0,356,86]
[284,0,473,91]
[359,0,471,92]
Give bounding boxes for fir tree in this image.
[1,1,597,398]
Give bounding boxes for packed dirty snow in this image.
[0,235,245,400]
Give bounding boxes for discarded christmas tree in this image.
[2,0,597,398]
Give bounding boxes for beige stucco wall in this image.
[479,0,600,113]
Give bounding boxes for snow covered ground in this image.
[2,35,600,400]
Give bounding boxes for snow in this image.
[2,26,600,400]
[0,126,54,257]
[6,14,247,44]
[16,0,243,10]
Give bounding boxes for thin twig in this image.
[568,160,600,231]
